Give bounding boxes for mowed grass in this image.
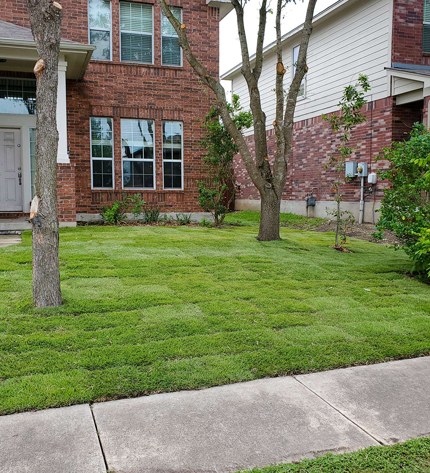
[0,224,429,414]
[237,437,430,473]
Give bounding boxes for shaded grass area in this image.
[224,211,327,229]
[237,437,430,472]
[0,225,429,414]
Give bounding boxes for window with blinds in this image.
[120,2,153,63]
[161,7,182,66]
[424,0,430,53]
[88,0,111,61]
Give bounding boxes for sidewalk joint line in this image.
[90,404,110,472]
[292,376,386,446]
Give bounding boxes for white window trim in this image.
[162,120,184,191]
[292,44,306,101]
[90,117,115,190]
[119,2,154,65]
[88,0,113,62]
[161,7,183,68]
[120,118,156,190]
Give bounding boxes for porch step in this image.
[0,218,31,231]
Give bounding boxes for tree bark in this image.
[160,0,317,241]
[258,188,281,241]
[27,0,63,307]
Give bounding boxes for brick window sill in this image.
[89,60,184,71]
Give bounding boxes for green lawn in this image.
[224,210,327,229]
[0,224,429,414]
[236,437,430,473]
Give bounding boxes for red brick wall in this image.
[234,98,406,205]
[392,0,429,66]
[57,163,77,222]
[4,0,219,217]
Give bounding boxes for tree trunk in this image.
[27,0,63,307]
[258,189,281,241]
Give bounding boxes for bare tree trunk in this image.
[27,0,63,307]
[258,189,281,241]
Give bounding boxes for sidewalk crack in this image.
[293,376,386,446]
[90,404,110,472]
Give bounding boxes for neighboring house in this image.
[0,0,232,229]
[222,0,430,222]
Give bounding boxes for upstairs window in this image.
[163,121,183,189]
[161,7,182,67]
[88,0,111,60]
[121,119,155,189]
[120,2,153,63]
[293,45,306,98]
[424,0,430,53]
[91,117,114,189]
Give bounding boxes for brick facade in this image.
[234,97,423,209]
[2,0,219,220]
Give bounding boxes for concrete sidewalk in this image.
[0,233,22,248]
[1,356,429,473]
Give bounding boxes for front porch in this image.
[0,20,94,227]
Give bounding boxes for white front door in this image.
[0,129,22,211]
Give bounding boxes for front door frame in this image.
[0,115,36,214]
[0,128,23,212]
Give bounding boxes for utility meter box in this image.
[368,172,377,185]
[357,162,368,177]
[345,161,357,178]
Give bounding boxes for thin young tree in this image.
[27,0,63,307]
[160,0,318,240]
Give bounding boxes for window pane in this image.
[121,32,152,63]
[424,24,430,53]
[120,2,152,33]
[162,37,181,66]
[90,30,111,60]
[161,6,181,36]
[172,148,181,160]
[121,119,154,189]
[91,118,113,188]
[89,0,111,29]
[0,78,36,115]
[425,0,430,23]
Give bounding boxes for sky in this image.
[219,0,338,76]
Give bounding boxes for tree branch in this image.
[253,0,268,81]
[159,0,266,190]
[273,0,318,190]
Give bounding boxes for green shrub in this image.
[128,194,145,220]
[199,217,213,227]
[142,205,160,224]
[376,123,430,278]
[176,213,192,225]
[100,200,127,224]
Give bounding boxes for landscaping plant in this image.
[198,95,252,226]
[322,74,370,248]
[375,123,430,279]
[100,200,127,225]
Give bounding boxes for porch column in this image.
[57,61,69,163]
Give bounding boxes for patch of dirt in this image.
[314,222,400,245]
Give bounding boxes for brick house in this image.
[222,0,430,223]
[0,0,232,229]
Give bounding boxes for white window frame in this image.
[121,118,156,190]
[119,2,154,65]
[292,44,306,100]
[90,117,115,190]
[161,7,183,67]
[162,120,184,191]
[88,0,113,61]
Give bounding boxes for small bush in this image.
[376,123,430,279]
[176,213,192,225]
[128,194,145,220]
[100,200,127,224]
[199,217,213,228]
[143,205,160,224]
